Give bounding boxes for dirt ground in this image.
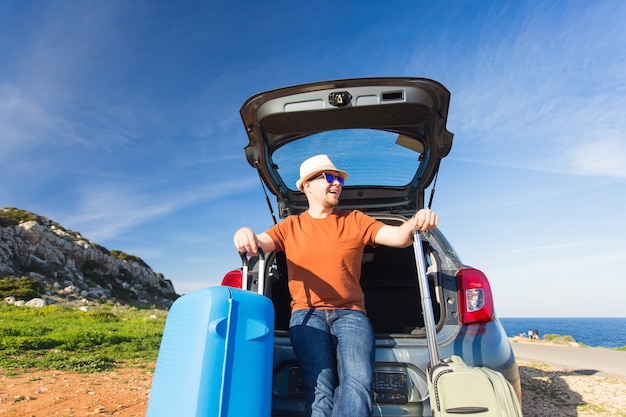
[1,362,625,417]
[518,361,626,417]
[0,368,152,417]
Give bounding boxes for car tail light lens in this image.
[457,268,494,324]
[221,269,243,288]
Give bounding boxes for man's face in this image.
[305,171,343,207]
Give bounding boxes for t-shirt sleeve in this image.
[353,210,385,245]
[264,217,292,252]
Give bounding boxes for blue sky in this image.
[2,0,625,317]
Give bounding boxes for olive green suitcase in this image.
[412,229,522,417]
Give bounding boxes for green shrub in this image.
[110,250,150,269]
[0,207,39,227]
[0,276,43,299]
[543,334,582,345]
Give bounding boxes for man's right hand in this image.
[233,227,259,254]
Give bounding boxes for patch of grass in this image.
[524,362,554,372]
[542,334,588,346]
[577,402,607,414]
[0,303,166,373]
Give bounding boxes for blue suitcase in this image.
[147,254,274,417]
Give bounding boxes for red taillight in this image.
[221,269,243,288]
[457,268,494,324]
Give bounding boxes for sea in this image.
[499,317,626,349]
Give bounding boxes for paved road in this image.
[511,341,626,380]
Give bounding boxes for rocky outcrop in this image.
[0,208,178,309]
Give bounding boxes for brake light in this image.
[221,269,243,288]
[457,268,494,324]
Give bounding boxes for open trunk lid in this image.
[239,77,454,216]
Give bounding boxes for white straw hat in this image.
[295,154,348,191]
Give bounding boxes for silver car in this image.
[223,77,521,416]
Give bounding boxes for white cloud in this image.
[441,1,626,180]
[58,175,259,242]
[565,137,626,178]
[0,84,67,155]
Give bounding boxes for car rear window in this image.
[270,129,423,190]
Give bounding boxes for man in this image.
[233,154,438,417]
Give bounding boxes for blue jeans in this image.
[289,309,375,417]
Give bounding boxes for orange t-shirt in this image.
[265,209,384,313]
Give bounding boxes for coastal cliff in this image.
[0,207,178,309]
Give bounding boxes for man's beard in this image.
[322,195,339,208]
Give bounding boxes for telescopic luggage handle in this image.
[412,228,440,367]
[240,248,266,295]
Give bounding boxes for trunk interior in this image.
[263,244,441,335]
